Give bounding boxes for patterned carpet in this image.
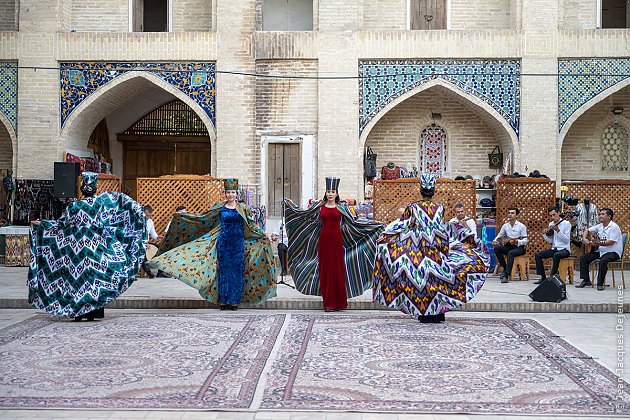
[0,313,284,409]
[0,313,628,414]
[261,314,630,416]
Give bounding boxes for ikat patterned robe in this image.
[147,202,277,304]
[28,192,147,317]
[373,200,489,316]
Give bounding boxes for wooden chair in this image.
[609,232,628,289]
[557,257,576,284]
[510,255,529,281]
[590,232,628,288]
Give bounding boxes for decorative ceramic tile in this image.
[60,62,216,129]
[0,61,17,134]
[359,60,521,138]
[558,58,630,133]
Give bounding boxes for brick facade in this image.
[2,0,629,202]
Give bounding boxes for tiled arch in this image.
[359,59,521,138]
[558,58,630,135]
[0,61,17,134]
[60,62,216,130]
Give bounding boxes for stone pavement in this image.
[1,267,628,312]
[0,309,627,420]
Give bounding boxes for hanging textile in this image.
[421,123,446,176]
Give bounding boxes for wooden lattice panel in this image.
[373,178,476,224]
[496,178,556,260]
[137,175,225,235]
[78,174,122,199]
[562,180,630,258]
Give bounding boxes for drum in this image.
[146,244,158,260]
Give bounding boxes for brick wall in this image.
[70,0,128,32]
[318,0,360,31]
[561,89,630,180]
[559,0,597,29]
[450,0,512,30]
[362,0,405,30]
[364,86,510,179]
[0,0,17,31]
[172,0,213,32]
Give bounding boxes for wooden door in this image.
[175,142,211,175]
[133,0,144,31]
[267,143,300,217]
[123,141,173,198]
[410,0,447,30]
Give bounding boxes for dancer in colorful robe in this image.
[147,178,276,309]
[373,174,489,323]
[284,177,383,311]
[28,172,147,320]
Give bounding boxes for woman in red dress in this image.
[319,177,347,311]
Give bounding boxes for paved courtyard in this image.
[0,267,628,419]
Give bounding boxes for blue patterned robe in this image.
[28,192,147,317]
[147,202,276,304]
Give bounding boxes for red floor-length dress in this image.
[318,205,348,310]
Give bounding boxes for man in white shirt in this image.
[492,207,528,283]
[577,208,623,291]
[449,203,478,239]
[534,206,571,284]
[272,218,288,276]
[142,205,163,279]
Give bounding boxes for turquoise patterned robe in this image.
[28,192,147,317]
[147,202,277,304]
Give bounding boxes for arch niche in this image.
[60,72,217,198]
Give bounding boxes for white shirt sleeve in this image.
[517,223,528,247]
[147,219,159,241]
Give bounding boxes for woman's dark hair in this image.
[322,191,341,203]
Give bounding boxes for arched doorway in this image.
[116,100,212,197]
[560,86,630,180]
[0,118,13,224]
[362,84,515,180]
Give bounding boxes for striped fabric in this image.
[284,199,383,298]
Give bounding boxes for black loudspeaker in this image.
[54,162,80,199]
[529,274,567,303]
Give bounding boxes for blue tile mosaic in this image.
[359,60,521,138]
[60,62,216,129]
[0,61,17,134]
[558,58,630,133]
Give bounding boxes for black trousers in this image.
[535,248,571,278]
[579,251,620,286]
[494,244,526,274]
[278,243,288,274]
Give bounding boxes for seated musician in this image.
[534,206,571,284]
[576,208,622,291]
[492,207,528,283]
[449,203,478,239]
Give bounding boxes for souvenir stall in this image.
[0,180,64,266]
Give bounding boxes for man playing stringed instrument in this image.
[534,206,571,284]
[492,207,528,283]
[576,208,622,291]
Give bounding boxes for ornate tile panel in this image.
[60,62,216,129]
[0,61,17,134]
[359,60,521,138]
[558,58,630,133]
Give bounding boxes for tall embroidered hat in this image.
[325,177,340,191]
[224,178,239,191]
[80,172,99,195]
[420,173,437,196]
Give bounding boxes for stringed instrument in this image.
[495,236,525,246]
